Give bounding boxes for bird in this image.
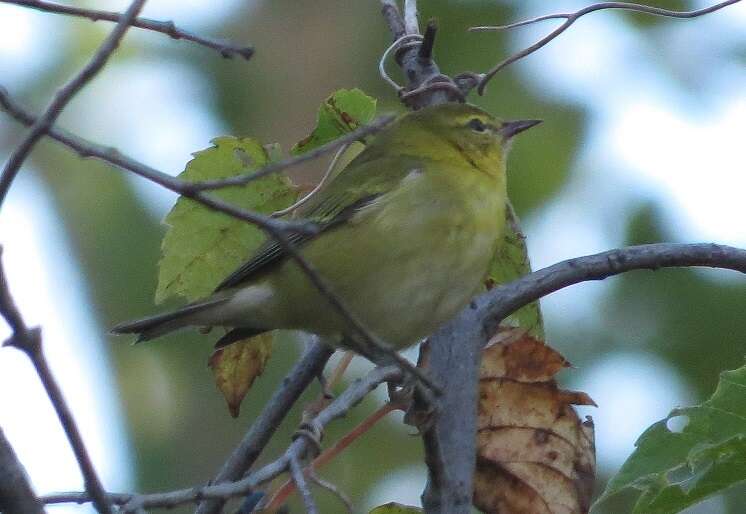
[112,102,540,356]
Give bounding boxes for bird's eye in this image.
[467,118,487,133]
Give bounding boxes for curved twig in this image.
[271,143,350,218]
[307,468,354,514]
[379,34,424,91]
[289,456,318,514]
[2,0,254,59]
[472,0,742,95]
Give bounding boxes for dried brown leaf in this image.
[208,332,273,417]
[475,329,596,514]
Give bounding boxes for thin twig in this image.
[0,426,44,514]
[46,366,401,512]
[307,468,354,514]
[194,116,395,191]
[327,351,355,390]
[418,18,437,61]
[289,456,318,514]
[271,143,350,218]
[0,0,147,208]
[42,492,133,506]
[1,0,253,59]
[472,0,742,95]
[479,243,746,334]
[404,0,420,35]
[264,402,400,511]
[380,0,406,39]
[0,250,113,514]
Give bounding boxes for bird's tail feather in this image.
[111,296,231,342]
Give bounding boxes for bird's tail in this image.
[111,296,231,343]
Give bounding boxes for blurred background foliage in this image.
[0,0,745,513]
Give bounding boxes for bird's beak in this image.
[498,119,543,139]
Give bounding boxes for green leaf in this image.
[368,503,423,514]
[156,136,297,303]
[291,88,377,155]
[595,363,746,514]
[486,204,544,338]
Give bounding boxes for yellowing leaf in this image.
[292,88,377,155]
[208,333,273,418]
[156,136,297,303]
[368,503,422,514]
[475,329,596,514]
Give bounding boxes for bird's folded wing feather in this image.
[214,154,422,291]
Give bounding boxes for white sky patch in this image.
[606,97,746,246]
[0,4,65,86]
[63,60,228,219]
[570,351,693,471]
[0,175,133,512]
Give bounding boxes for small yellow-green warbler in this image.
[112,103,539,353]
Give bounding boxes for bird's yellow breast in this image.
[262,159,507,349]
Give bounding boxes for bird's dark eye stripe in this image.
[467,118,487,132]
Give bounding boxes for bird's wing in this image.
[214,154,421,292]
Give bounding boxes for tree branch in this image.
[0,426,44,514]
[0,249,112,514]
[380,0,406,39]
[43,366,401,512]
[403,0,420,35]
[289,455,318,514]
[0,0,147,208]
[421,242,746,513]
[1,0,253,60]
[471,0,742,95]
[478,243,746,336]
[379,0,463,108]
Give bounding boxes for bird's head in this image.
[383,103,541,177]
